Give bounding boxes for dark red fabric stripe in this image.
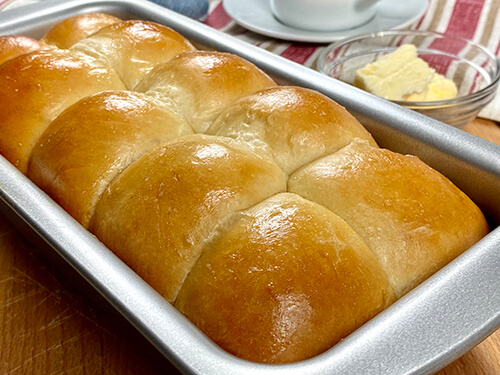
[414,15,426,30]
[279,45,318,65]
[204,2,232,30]
[445,0,485,39]
[427,0,486,72]
[430,0,485,51]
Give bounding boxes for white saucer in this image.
[222,0,428,43]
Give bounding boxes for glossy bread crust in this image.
[41,12,121,49]
[0,35,53,66]
[176,192,396,363]
[70,20,197,89]
[28,91,193,228]
[207,86,378,175]
[0,49,125,173]
[136,51,277,133]
[0,14,490,365]
[89,135,287,302]
[289,140,490,297]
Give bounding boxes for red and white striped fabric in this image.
[2,0,499,120]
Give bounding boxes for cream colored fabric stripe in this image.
[417,0,456,32]
[477,0,500,120]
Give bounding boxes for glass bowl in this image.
[317,30,500,128]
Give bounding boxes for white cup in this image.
[270,0,380,32]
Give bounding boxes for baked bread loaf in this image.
[0,13,490,365]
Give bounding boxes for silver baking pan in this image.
[0,0,499,374]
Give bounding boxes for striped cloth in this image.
[1,0,499,121]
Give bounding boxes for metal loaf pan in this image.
[0,0,499,374]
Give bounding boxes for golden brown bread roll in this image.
[0,13,490,365]
[135,51,277,133]
[41,12,121,49]
[207,86,378,174]
[288,140,490,297]
[70,20,197,89]
[0,35,53,66]
[89,134,287,302]
[27,91,193,228]
[0,49,125,173]
[176,192,396,363]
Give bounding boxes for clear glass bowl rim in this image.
[317,29,500,106]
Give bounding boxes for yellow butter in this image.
[354,44,457,102]
[404,73,458,101]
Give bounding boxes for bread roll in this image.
[288,140,490,297]
[176,192,396,363]
[0,49,125,173]
[41,12,121,49]
[0,35,52,66]
[89,135,287,302]
[28,91,193,228]
[0,13,490,365]
[207,86,378,174]
[135,51,277,133]
[70,20,197,89]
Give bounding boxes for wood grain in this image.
[463,118,500,145]
[0,217,175,375]
[0,118,499,375]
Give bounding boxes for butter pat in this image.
[403,73,458,101]
[354,44,457,102]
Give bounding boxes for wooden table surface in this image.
[0,118,499,375]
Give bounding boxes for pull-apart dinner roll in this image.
[207,86,378,175]
[70,20,197,89]
[176,192,396,363]
[89,134,287,302]
[0,49,125,173]
[41,13,121,49]
[288,140,489,297]
[135,51,276,133]
[28,91,193,228]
